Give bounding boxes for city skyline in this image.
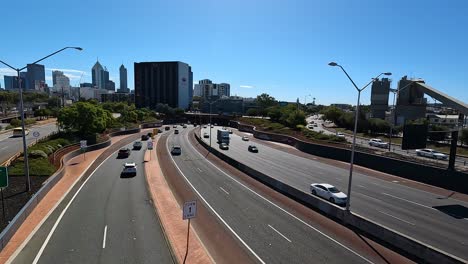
[1,0,467,105]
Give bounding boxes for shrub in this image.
[10,118,21,127]
[29,150,48,159]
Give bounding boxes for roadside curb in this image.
[143,137,212,264]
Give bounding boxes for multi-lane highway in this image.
[200,125,468,261]
[166,126,412,264]
[307,115,468,167]
[10,140,172,264]
[0,122,58,164]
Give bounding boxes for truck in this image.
[217,129,230,144]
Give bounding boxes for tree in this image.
[10,119,21,127]
[246,108,258,116]
[460,128,468,146]
[256,93,277,113]
[267,106,282,121]
[34,108,51,120]
[174,108,185,116]
[428,125,448,142]
[320,106,343,124]
[368,118,390,134]
[285,110,306,129]
[58,102,113,136]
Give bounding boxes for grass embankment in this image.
[238,117,346,143]
[8,135,78,177]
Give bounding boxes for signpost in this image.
[0,167,8,221]
[80,140,87,160]
[182,200,197,264]
[32,131,40,144]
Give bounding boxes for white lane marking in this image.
[185,130,374,264]
[32,148,121,264]
[378,211,415,226]
[166,134,266,264]
[197,167,202,172]
[382,192,435,210]
[357,185,365,188]
[268,224,292,243]
[219,187,230,195]
[102,225,108,249]
[356,192,383,203]
[0,146,7,150]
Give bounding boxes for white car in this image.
[336,132,345,138]
[415,149,448,160]
[124,162,136,168]
[369,138,388,148]
[242,136,249,141]
[310,183,347,205]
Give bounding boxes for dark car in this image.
[171,146,182,155]
[121,162,137,178]
[174,129,179,134]
[248,145,258,153]
[117,148,131,158]
[147,132,153,138]
[133,141,142,150]
[141,134,149,141]
[165,126,170,131]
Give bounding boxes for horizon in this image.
[0,0,467,106]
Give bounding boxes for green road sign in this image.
[0,167,8,188]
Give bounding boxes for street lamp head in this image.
[384,72,392,76]
[72,47,83,51]
[328,62,338,67]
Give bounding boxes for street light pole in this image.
[329,62,391,211]
[0,47,82,192]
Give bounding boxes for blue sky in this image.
[1,0,467,105]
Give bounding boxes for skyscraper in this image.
[92,60,104,89]
[119,64,128,92]
[4,75,26,90]
[27,64,45,90]
[134,61,193,109]
[52,70,64,86]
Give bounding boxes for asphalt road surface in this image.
[166,126,411,264]
[10,141,173,264]
[0,122,58,164]
[307,115,468,168]
[201,125,468,261]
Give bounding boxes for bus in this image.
[12,127,29,137]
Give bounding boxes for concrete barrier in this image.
[0,128,141,251]
[195,132,465,264]
[233,121,468,193]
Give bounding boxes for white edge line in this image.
[166,133,266,264]
[185,130,375,264]
[382,192,435,210]
[378,211,415,226]
[31,147,120,264]
[219,187,230,195]
[6,152,99,263]
[268,224,292,243]
[102,225,108,249]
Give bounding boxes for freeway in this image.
[307,115,468,168]
[0,122,58,164]
[201,125,468,261]
[9,140,173,264]
[166,125,412,264]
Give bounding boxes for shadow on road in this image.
[433,204,468,219]
[354,231,391,264]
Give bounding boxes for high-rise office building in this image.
[27,64,45,90]
[4,75,27,90]
[119,64,128,92]
[218,83,230,97]
[92,60,105,89]
[193,84,202,96]
[52,70,64,86]
[134,61,193,109]
[105,80,115,91]
[370,78,391,119]
[196,79,230,99]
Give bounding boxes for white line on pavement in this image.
[185,130,374,264]
[378,211,415,226]
[166,134,266,264]
[357,185,365,188]
[382,192,435,210]
[102,225,108,249]
[268,224,292,243]
[197,167,202,172]
[219,187,230,195]
[31,148,120,264]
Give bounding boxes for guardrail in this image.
[194,132,465,264]
[0,128,141,251]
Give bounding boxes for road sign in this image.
[147,141,153,150]
[183,200,197,220]
[0,167,8,188]
[32,131,40,138]
[80,140,87,149]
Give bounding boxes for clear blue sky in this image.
[1,0,467,105]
